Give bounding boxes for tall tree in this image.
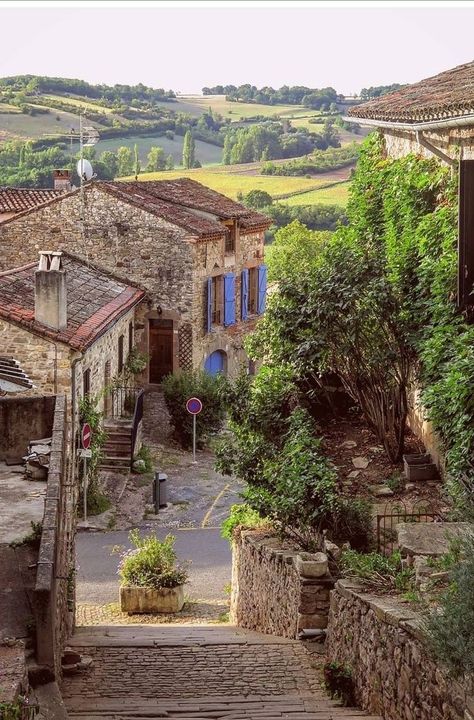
[117,146,134,177]
[133,144,141,179]
[182,130,196,169]
[146,146,166,172]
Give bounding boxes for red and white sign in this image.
[81,423,92,450]
[186,397,203,415]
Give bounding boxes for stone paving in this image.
[63,625,382,720]
[0,461,46,543]
[76,599,229,626]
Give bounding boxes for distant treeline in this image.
[0,75,176,104]
[202,84,343,109]
[359,84,405,101]
[262,144,359,177]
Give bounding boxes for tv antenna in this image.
[77,113,100,262]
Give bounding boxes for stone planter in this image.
[120,585,185,614]
[295,552,328,578]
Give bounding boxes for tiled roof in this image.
[0,187,62,214]
[0,356,33,393]
[348,61,474,124]
[101,179,271,237]
[0,254,145,351]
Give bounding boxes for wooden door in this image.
[149,320,173,383]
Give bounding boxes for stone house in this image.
[0,250,146,423]
[0,179,271,381]
[0,178,67,223]
[346,60,474,465]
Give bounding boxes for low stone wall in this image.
[231,531,335,639]
[327,580,474,720]
[34,395,75,680]
[0,395,55,462]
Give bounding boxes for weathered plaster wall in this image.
[231,531,335,639]
[327,580,474,720]
[383,127,474,161]
[0,395,55,461]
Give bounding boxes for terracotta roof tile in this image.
[349,61,474,124]
[0,254,145,351]
[0,187,62,214]
[101,179,271,237]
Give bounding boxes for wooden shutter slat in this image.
[241,269,249,320]
[223,273,236,326]
[257,265,267,315]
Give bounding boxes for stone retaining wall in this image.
[34,395,75,680]
[0,395,55,463]
[327,580,474,720]
[231,531,335,638]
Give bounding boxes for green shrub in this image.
[341,549,414,592]
[162,370,228,448]
[118,530,188,590]
[424,532,474,677]
[328,498,374,551]
[221,503,269,542]
[134,444,154,474]
[323,661,355,707]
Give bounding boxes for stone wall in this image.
[383,127,474,162]
[0,395,56,462]
[34,395,75,680]
[231,531,335,639]
[327,580,474,720]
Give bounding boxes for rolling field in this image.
[281,181,351,207]
[175,95,306,120]
[95,134,222,166]
[127,167,337,200]
[0,106,87,139]
[41,94,115,114]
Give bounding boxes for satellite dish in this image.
[76,158,93,182]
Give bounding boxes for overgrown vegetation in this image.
[118,530,188,590]
[262,144,358,176]
[78,394,109,517]
[340,549,415,592]
[424,532,474,678]
[221,503,270,542]
[323,661,355,707]
[162,370,228,448]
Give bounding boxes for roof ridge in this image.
[0,261,36,277]
[60,250,148,293]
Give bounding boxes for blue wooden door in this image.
[204,350,226,376]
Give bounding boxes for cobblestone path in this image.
[63,625,382,720]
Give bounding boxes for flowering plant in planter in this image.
[118,530,188,613]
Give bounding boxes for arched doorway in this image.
[204,350,227,376]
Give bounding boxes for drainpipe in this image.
[69,354,82,485]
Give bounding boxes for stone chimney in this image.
[52,169,72,192]
[35,251,67,331]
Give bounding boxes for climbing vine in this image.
[250,132,474,515]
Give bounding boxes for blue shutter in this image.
[241,269,249,321]
[257,264,267,314]
[223,273,236,327]
[206,277,212,333]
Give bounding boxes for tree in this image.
[146,146,166,172]
[244,189,273,209]
[133,144,141,178]
[117,146,134,177]
[182,130,196,169]
[99,150,118,179]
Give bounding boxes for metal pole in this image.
[83,457,88,524]
[192,414,197,464]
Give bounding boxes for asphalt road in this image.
[76,527,232,604]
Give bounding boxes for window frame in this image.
[118,334,125,374]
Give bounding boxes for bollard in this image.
[154,471,168,512]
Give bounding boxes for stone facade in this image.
[231,531,335,639]
[34,395,75,680]
[0,183,266,379]
[382,127,474,162]
[327,580,474,720]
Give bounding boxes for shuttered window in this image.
[459,160,474,308]
[223,273,236,327]
[206,277,212,332]
[257,264,267,314]
[241,269,249,320]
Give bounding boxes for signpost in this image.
[81,423,92,523]
[186,397,203,464]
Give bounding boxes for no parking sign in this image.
[186,397,202,462]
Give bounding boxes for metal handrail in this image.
[130,389,145,470]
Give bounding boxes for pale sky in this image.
[1,1,474,95]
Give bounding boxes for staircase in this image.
[99,421,133,472]
[63,625,383,720]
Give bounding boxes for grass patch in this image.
[177,95,306,120]
[129,167,328,200]
[280,181,350,207]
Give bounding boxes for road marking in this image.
[201,483,231,528]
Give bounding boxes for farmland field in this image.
[41,94,115,114]
[281,181,351,207]
[0,107,87,139]
[126,167,332,200]
[174,95,307,120]
[95,134,223,166]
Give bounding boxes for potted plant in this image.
[118,530,188,614]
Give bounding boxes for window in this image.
[459,160,474,308]
[82,368,91,398]
[223,273,236,327]
[118,334,124,374]
[224,221,238,254]
[211,275,223,325]
[128,321,133,354]
[248,267,258,314]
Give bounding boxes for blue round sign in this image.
[186,397,203,415]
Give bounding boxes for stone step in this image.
[102,446,131,458]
